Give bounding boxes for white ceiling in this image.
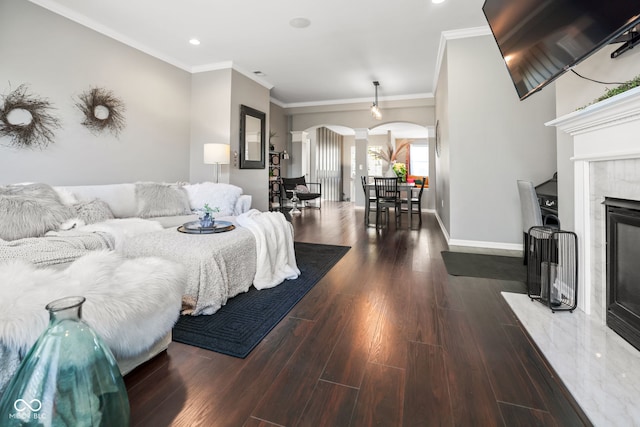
[30,0,489,107]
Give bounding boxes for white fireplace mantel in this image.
[547,85,640,137]
[546,85,640,319]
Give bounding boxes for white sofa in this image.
[0,181,252,392]
[55,182,252,228]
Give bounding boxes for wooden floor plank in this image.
[242,418,282,427]
[499,402,557,427]
[296,380,359,427]
[351,362,405,427]
[438,306,504,427]
[403,341,452,427]
[456,278,547,410]
[250,293,355,426]
[182,318,314,427]
[321,292,386,387]
[128,344,231,426]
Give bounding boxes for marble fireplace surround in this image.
[502,86,640,427]
[549,85,640,321]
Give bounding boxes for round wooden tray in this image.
[177,220,235,234]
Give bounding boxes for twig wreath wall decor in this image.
[75,87,126,137]
[0,84,60,149]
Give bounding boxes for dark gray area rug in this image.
[172,242,350,358]
[441,251,526,282]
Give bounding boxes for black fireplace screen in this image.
[526,226,578,312]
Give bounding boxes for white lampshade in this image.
[204,143,230,164]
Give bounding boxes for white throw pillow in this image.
[183,182,243,217]
[0,184,75,241]
[135,183,191,218]
[53,187,79,205]
[73,199,115,224]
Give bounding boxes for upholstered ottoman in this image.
[121,224,257,315]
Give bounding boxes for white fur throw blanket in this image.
[236,209,300,289]
[0,251,185,393]
[0,230,114,267]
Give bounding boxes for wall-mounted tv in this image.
[482,0,640,100]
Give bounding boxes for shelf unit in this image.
[269,151,282,211]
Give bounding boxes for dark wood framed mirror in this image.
[239,105,266,169]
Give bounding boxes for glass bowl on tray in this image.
[178,220,235,234]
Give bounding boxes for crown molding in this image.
[276,92,434,109]
[29,0,192,72]
[433,26,492,95]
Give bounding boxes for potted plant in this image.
[392,162,408,182]
[199,203,220,228]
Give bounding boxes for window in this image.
[367,145,385,176]
[350,145,356,178]
[409,144,429,177]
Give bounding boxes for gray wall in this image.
[435,50,450,234]
[0,0,191,185]
[189,69,232,184]
[229,70,271,212]
[440,35,557,248]
[554,44,640,231]
[269,102,289,178]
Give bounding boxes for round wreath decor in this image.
[0,84,60,149]
[75,87,126,137]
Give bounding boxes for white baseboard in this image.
[434,210,450,242]
[433,210,522,252]
[448,239,522,252]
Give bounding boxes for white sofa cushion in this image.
[183,182,243,217]
[56,184,137,218]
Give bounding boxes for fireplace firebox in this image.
[605,197,640,351]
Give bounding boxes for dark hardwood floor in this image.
[125,202,592,426]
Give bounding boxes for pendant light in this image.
[371,81,382,120]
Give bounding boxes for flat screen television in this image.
[482,0,640,100]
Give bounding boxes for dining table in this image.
[365,179,416,228]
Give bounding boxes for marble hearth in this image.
[504,86,640,426]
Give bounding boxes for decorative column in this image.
[354,128,370,207]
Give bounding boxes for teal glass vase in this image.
[0,296,130,426]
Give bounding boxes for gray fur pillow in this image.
[0,184,75,241]
[0,183,61,201]
[135,183,191,218]
[73,199,115,224]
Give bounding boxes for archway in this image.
[292,122,431,206]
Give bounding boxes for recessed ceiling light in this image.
[432,0,446,3]
[189,38,201,45]
[253,71,267,77]
[289,17,311,29]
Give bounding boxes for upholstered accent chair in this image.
[280,177,322,209]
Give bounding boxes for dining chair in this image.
[401,177,426,227]
[361,176,377,227]
[374,177,401,228]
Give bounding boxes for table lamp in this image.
[204,143,230,183]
